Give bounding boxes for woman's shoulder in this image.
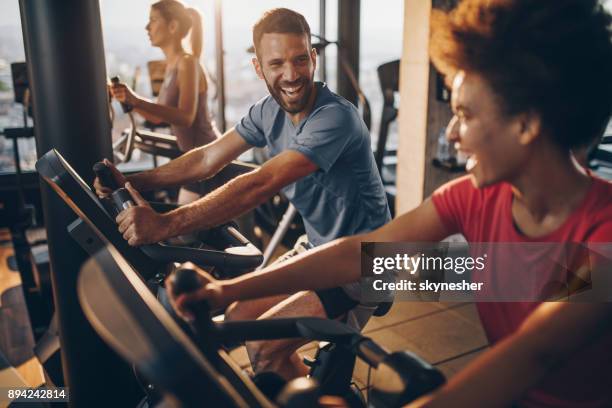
[176,53,198,71]
[584,176,612,220]
[174,53,207,91]
[584,176,612,207]
[431,175,510,230]
[434,175,508,202]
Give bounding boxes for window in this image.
[0,1,404,173]
[360,0,403,152]
[0,2,32,174]
[3,0,607,175]
[101,0,217,170]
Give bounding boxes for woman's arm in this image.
[170,198,451,313]
[131,95,165,124]
[111,55,200,127]
[227,198,449,300]
[408,302,612,407]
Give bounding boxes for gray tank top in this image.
[157,65,219,151]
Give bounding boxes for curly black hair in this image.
[430,0,612,149]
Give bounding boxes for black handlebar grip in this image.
[169,268,212,332]
[111,188,135,212]
[170,268,203,297]
[110,76,133,113]
[93,162,119,191]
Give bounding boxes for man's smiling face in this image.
[254,32,317,114]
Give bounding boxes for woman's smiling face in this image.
[446,71,533,188]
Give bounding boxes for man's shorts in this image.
[273,235,358,320]
[315,287,359,319]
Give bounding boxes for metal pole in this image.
[214,0,227,132]
[19,0,142,404]
[337,0,360,105]
[258,204,298,269]
[319,0,327,82]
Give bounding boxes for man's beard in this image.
[264,74,315,114]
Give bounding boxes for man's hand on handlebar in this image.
[116,182,171,246]
[110,80,139,107]
[165,264,230,321]
[94,159,127,197]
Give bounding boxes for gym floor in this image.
[229,300,489,392]
[0,228,45,395]
[0,227,489,399]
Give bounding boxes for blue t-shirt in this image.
[235,82,391,247]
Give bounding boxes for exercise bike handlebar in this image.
[110,76,133,113]
[103,182,262,269]
[168,268,214,335]
[93,161,120,191]
[169,267,445,406]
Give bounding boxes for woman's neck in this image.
[160,41,185,68]
[511,144,591,225]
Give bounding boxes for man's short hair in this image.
[252,8,311,56]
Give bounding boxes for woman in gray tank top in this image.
[157,61,218,151]
[110,0,219,201]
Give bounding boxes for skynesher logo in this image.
[371,253,487,275]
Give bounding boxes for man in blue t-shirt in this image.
[236,81,390,247]
[96,8,390,380]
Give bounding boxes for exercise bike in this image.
[34,149,263,388]
[78,244,446,407]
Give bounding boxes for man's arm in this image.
[118,149,319,245]
[407,302,612,407]
[127,128,250,192]
[166,149,317,232]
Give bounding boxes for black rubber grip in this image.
[93,162,119,190]
[111,188,134,211]
[110,76,133,113]
[170,268,203,296]
[169,268,212,331]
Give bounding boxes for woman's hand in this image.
[165,263,233,321]
[110,81,140,107]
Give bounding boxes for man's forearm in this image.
[226,236,362,302]
[164,168,274,235]
[126,146,209,192]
